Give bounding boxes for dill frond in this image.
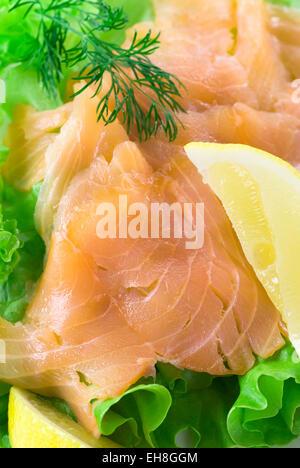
[10,0,185,141]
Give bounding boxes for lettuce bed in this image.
[93,345,300,448]
[0,0,300,449]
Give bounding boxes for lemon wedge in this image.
[8,387,121,448]
[185,142,300,355]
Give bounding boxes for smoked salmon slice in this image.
[155,106,300,167]
[234,0,289,111]
[267,3,300,79]
[129,0,300,167]
[3,103,72,191]
[143,0,259,109]
[0,126,284,432]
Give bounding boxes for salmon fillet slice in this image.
[157,105,300,167]
[3,103,72,191]
[234,0,289,111]
[0,130,284,432]
[267,3,300,51]
[129,0,300,168]
[137,0,259,109]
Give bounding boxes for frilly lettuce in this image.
[94,344,300,448]
[94,381,172,448]
[153,366,238,448]
[228,344,300,447]
[0,181,45,323]
[93,368,238,448]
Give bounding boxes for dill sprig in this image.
[9,0,185,141]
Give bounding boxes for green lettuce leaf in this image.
[0,2,61,112]
[94,344,300,448]
[0,182,45,323]
[93,366,237,448]
[94,380,172,448]
[93,368,238,448]
[99,0,154,45]
[154,365,238,448]
[0,0,62,109]
[228,344,300,447]
[39,396,77,423]
[0,0,154,109]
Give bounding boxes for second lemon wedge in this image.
[185,142,300,355]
